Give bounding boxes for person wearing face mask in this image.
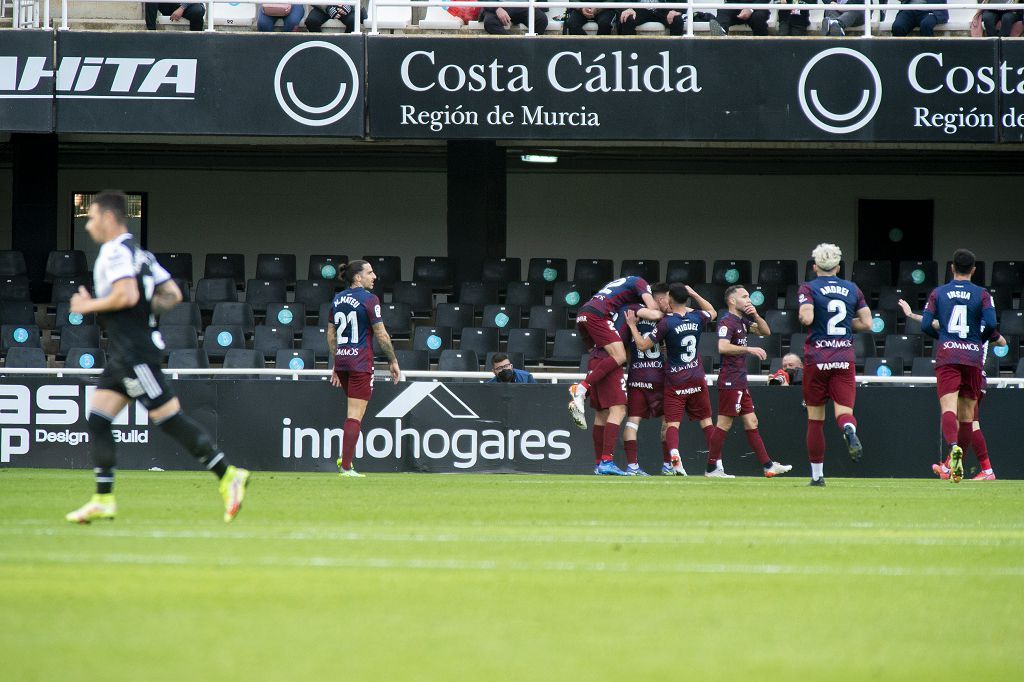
[487,353,536,384]
[769,353,804,385]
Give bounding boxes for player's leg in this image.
[948,392,977,484]
[690,386,727,477]
[740,411,792,478]
[805,403,827,486]
[831,368,861,461]
[570,315,627,415]
[970,421,995,480]
[66,388,130,523]
[597,403,628,476]
[335,371,374,477]
[622,417,644,475]
[659,419,674,475]
[711,389,738,472]
[662,388,687,476]
[592,408,608,474]
[934,364,968,480]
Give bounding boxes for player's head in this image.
[781,353,804,371]
[724,285,750,313]
[667,283,690,310]
[811,243,843,276]
[951,249,976,278]
[86,190,128,244]
[651,282,671,313]
[491,353,515,382]
[343,260,375,290]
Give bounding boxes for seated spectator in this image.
[565,4,616,35]
[770,353,804,385]
[981,6,1022,37]
[618,1,685,36]
[481,2,548,34]
[145,3,205,31]
[487,353,536,384]
[306,4,367,32]
[891,0,948,36]
[258,4,306,32]
[778,0,812,35]
[709,1,769,36]
[820,0,867,36]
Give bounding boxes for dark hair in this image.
[724,284,744,302]
[651,282,671,295]
[491,352,509,367]
[91,190,128,225]
[952,249,975,276]
[668,283,690,305]
[342,259,370,286]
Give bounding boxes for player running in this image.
[711,285,793,478]
[620,283,672,476]
[919,249,1006,484]
[898,297,998,481]
[328,260,401,478]
[628,283,721,477]
[570,276,661,476]
[65,191,249,524]
[797,243,873,487]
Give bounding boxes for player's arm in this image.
[981,297,1005,345]
[685,285,716,321]
[897,299,922,323]
[373,322,402,384]
[640,291,660,312]
[152,279,183,315]
[718,338,767,360]
[919,292,940,339]
[327,322,336,357]
[636,308,663,321]
[625,309,656,352]
[851,306,873,333]
[69,278,139,315]
[747,309,770,337]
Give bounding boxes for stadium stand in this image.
[275,349,315,370]
[300,326,331,361]
[44,250,88,282]
[620,259,660,282]
[159,302,202,329]
[434,304,475,336]
[154,252,194,284]
[457,281,499,307]
[0,276,31,302]
[757,259,799,288]
[256,254,297,285]
[202,324,246,360]
[245,279,288,313]
[394,349,430,371]
[666,260,706,284]
[3,347,47,368]
[573,259,614,290]
[412,325,453,360]
[159,325,200,353]
[51,277,91,306]
[380,302,413,339]
[482,258,521,292]
[482,304,521,335]
[506,328,546,365]
[0,250,28,277]
[294,280,335,311]
[864,357,904,376]
[439,349,480,373]
[547,330,586,366]
[990,261,1024,291]
[527,258,568,289]
[204,253,246,287]
[897,260,938,288]
[884,335,924,368]
[2,324,41,351]
[712,260,752,287]
[266,303,306,333]
[413,256,454,292]
[852,260,893,289]
[65,347,106,370]
[253,325,295,359]
[211,302,255,337]
[308,255,347,281]
[168,349,210,370]
[459,327,500,359]
[505,281,545,309]
[195,278,238,312]
[223,348,265,369]
[363,256,401,293]
[393,281,434,317]
[57,324,100,360]
[0,301,36,326]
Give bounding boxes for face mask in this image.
[497,368,515,382]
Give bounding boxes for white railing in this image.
[34,0,1024,35]
[4,366,1024,387]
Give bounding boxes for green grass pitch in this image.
[1,469,1022,681]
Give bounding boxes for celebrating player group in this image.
[568,242,1002,485]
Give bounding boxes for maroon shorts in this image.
[586,355,627,410]
[802,361,856,408]
[663,379,712,423]
[718,388,755,417]
[333,370,374,401]
[627,383,664,419]
[935,364,984,401]
[576,310,623,352]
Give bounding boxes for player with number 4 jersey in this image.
[920,249,1006,483]
[797,243,874,486]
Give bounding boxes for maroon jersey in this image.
[921,282,997,369]
[647,310,713,386]
[717,311,756,390]
[622,303,664,389]
[798,277,868,366]
[579,276,651,318]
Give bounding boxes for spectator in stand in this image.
[820,0,867,36]
[565,3,616,35]
[981,5,1023,36]
[481,2,548,34]
[145,3,205,31]
[777,0,812,35]
[618,1,685,35]
[305,4,367,32]
[708,1,770,35]
[487,353,536,384]
[891,0,948,36]
[258,4,306,31]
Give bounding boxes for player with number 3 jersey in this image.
[797,243,873,486]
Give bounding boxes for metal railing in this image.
[5,366,1024,387]
[30,0,1024,35]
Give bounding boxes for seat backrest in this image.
[211,302,255,334]
[666,260,706,284]
[0,250,28,278]
[438,349,480,372]
[527,258,568,287]
[505,281,544,308]
[394,349,430,371]
[413,256,454,289]
[573,259,614,288]
[990,261,1024,290]
[620,259,660,283]
[308,254,347,282]
[159,302,201,329]
[202,325,245,357]
[865,357,903,376]
[58,324,101,357]
[381,302,413,336]
[3,346,47,368]
[457,281,499,307]
[195,278,238,311]
[275,349,315,370]
[294,280,336,309]
[362,255,402,292]
[266,303,306,331]
[459,327,500,356]
[435,303,475,332]
[897,261,938,288]
[481,305,521,333]
[482,258,521,290]
[757,260,798,287]
[168,348,210,369]
[0,301,36,326]
[0,276,31,302]
[65,347,106,370]
[2,324,41,350]
[852,260,893,289]
[45,250,88,281]
[253,325,295,358]
[204,253,246,285]
[255,254,297,284]
[412,325,453,356]
[299,326,330,360]
[223,348,265,369]
[712,260,753,287]
[506,328,546,362]
[154,252,194,284]
[551,329,585,359]
[158,324,199,351]
[245,279,288,310]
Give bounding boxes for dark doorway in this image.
[857,199,934,266]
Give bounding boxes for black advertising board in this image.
[54,32,365,137]
[367,37,1003,142]
[0,30,55,133]
[3,378,1022,479]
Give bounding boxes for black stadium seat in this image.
[413,256,454,291]
[0,276,31,302]
[989,288,1014,313]
[911,357,938,377]
[853,333,876,360]
[2,324,40,351]
[276,349,315,371]
[505,281,544,309]
[394,349,430,371]
[757,260,798,288]
[45,250,88,282]
[256,254,296,285]
[168,349,210,370]
[202,324,245,360]
[4,347,47,368]
[481,257,521,291]
[712,260,752,287]
[0,250,27,277]
[195,278,238,312]
[553,281,588,314]
[173,278,191,302]
[482,304,521,335]
[363,255,401,293]
[245,279,288,313]
[212,302,255,337]
[763,309,801,337]
[788,333,807,354]
[985,337,1019,376]
[55,301,97,330]
[883,335,924,367]
[266,303,306,332]
[620,259,660,283]
[154,252,194,284]
[852,260,893,289]
[65,347,106,370]
[506,328,546,364]
[897,261,938,288]
[692,283,725,308]
[573,259,614,289]
[746,335,781,367]
[457,281,499,307]
[308,254,347,282]
[438,349,479,373]
[51,277,91,306]
[528,305,567,339]
[748,285,779,310]
[159,325,199,352]
[412,325,453,360]
[300,326,330,361]
[0,301,36,326]
[58,324,100,359]
[548,329,586,365]
[864,357,903,376]
[204,253,246,287]
[527,258,568,289]
[666,260,706,285]
[435,303,475,335]
[459,327,500,358]
[253,325,294,359]
[158,302,201,329]
[870,311,897,336]
[1016,358,1024,379]
[381,302,413,339]
[1000,311,1024,337]
[223,349,264,369]
[990,261,1024,291]
[393,281,434,317]
[294,280,335,310]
